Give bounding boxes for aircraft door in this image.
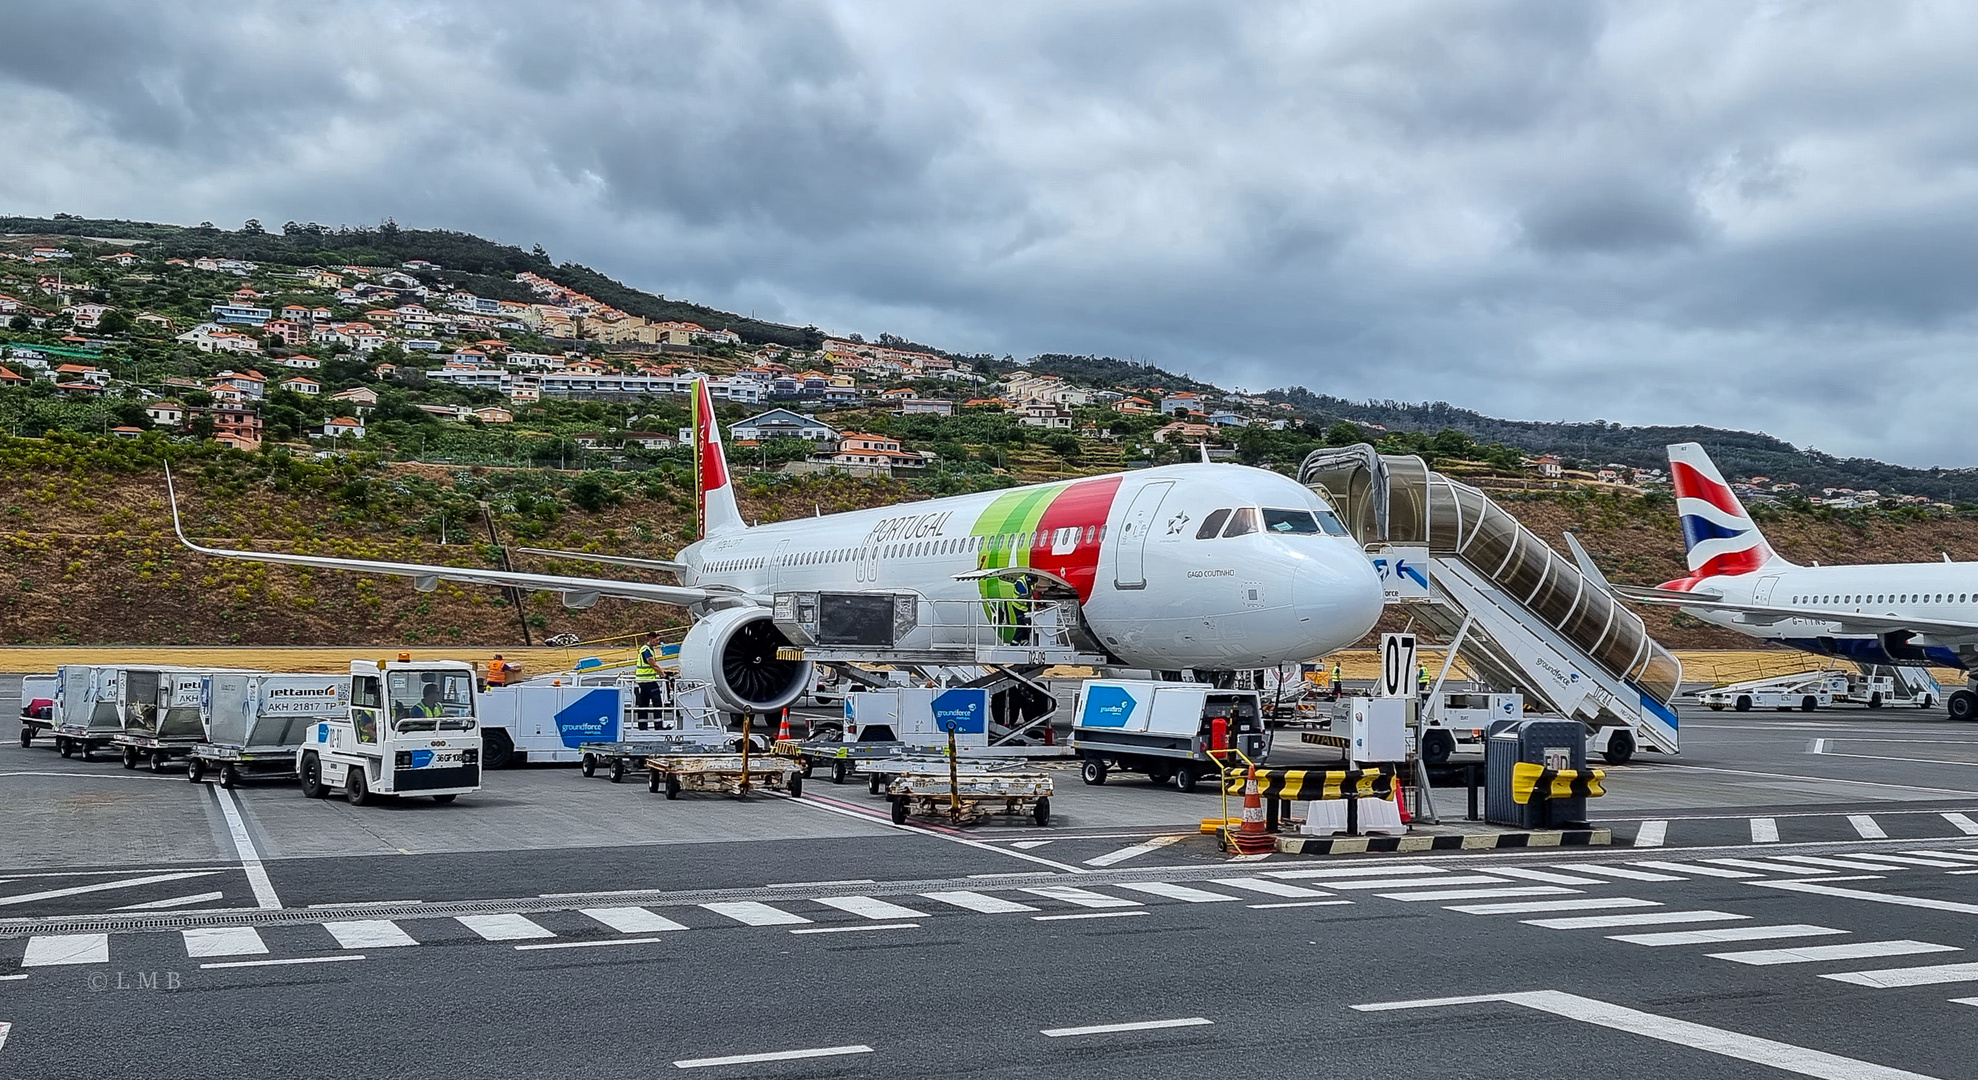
[770,539,792,590]
[1112,480,1174,590]
[1754,575,1780,604]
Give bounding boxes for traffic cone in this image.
[1231,767,1274,855]
[776,709,794,743]
[1393,769,1412,826]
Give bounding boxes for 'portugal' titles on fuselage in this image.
[680,462,1383,671]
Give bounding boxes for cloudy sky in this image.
[5,1,1978,464]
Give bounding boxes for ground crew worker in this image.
[1331,660,1343,700]
[1418,663,1431,697]
[486,654,519,688]
[417,684,444,717]
[635,631,663,725]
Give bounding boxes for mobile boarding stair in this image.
[1301,446,1682,763]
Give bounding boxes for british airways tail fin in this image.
[1666,442,1789,578]
[693,379,745,538]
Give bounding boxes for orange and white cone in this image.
[1393,770,1412,826]
[1232,766,1274,854]
[776,708,793,743]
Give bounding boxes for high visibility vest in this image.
[635,644,659,681]
[418,701,443,717]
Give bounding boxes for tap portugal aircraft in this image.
[170,380,1383,718]
[1618,442,1978,719]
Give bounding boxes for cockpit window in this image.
[1196,509,1231,539]
[1314,509,1349,536]
[1222,507,1260,538]
[1261,508,1321,534]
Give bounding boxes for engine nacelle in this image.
[679,606,814,716]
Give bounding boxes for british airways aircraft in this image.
[171,381,1384,717]
[1619,442,1978,719]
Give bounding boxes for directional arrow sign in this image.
[931,688,987,734]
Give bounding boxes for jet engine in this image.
[679,606,814,716]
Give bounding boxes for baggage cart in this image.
[190,673,350,788]
[17,674,55,747]
[643,750,804,800]
[882,759,1053,826]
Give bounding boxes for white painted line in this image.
[1824,962,1978,988]
[813,896,928,920]
[0,1021,8,1052]
[1032,911,1148,922]
[21,935,107,967]
[1839,853,1971,868]
[919,891,1038,914]
[1753,878,1978,915]
[1750,818,1780,843]
[181,926,267,958]
[1711,940,1957,966]
[1115,882,1240,904]
[311,900,424,907]
[0,871,218,909]
[766,878,875,889]
[1013,841,1053,850]
[1630,861,1758,879]
[516,937,667,951]
[1210,877,1333,898]
[1943,813,1978,836]
[1265,865,1444,880]
[1381,886,1577,903]
[581,907,688,934]
[0,974,27,981]
[1021,886,1143,909]
[1249,900,1355,909]
[200,954,365,970]
[322,920,417,949]
[1614,925,1847,946]
[1526,910,1746,930]
[1705,858,1838,874]
[701,901,812,926]
[1566,864,1683,882]
[1083,835,1187,867]
[1317,875,1510,891]
[1351,989,1942,1080]
[114,891,225,911]
[1770,855,1908,872]
[1952,997,1978,1007]
[1949,869,1978,876]
[456,913,555,941]
[1447,897,1658,916]
[1909,849,1978,863]
[1849,815,1889,840]
[1788,875,1885,883]
[789,923,919,935]
[211,785,282,910]
[1041,1017,1214,1037]
[968,872,1044,879]
[674,1045,872,1069]
[782,788,1090,873]
[1489,867,1609,885]
[1633,820,1668,848]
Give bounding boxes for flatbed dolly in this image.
[773,738,915,785]
[579,738,729,783]
[879,758,1054,826]
[186,744,297,788]
[642,750,804,800]
[51,727,118,761]
[113,732,198,773]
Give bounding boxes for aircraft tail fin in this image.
[693,379,745,538]
[1666,442,1790,578]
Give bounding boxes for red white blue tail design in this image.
[1664,442,1784,586]
[693,379,745,538]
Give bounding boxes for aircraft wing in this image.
[514,547,689,575]
[1616,585,1978,640]
[166,468,750,610]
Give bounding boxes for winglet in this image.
[1562,531,1614,594]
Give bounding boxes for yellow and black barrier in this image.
[1223,766,1397,801]
[1510,762,1605,805]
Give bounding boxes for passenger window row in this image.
[749,526,1114,570]
[1794,592,1971,605]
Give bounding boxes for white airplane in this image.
[170,380,1384,717]
[1618,442,1978,719]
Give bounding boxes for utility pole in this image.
[482,501,533,646]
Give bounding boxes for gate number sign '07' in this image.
[1379,633,1418,698]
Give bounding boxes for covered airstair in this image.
[1300,447,1682,759]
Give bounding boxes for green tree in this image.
[96,310,131,336]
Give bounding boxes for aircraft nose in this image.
[1294,542,1385,653]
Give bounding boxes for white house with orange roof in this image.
[315,417,366,440]
[280,376,320,396]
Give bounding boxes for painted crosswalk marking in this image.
[1083,835,1186,867]
[1488,867,1609,886]
[1704,857,1837,875]
[181,927,266,958]
[21,935,108,967]
[116,891,226,911]
[1525,910,1746,930]
[1943,813,1978,836]
[1769,855,1902,873]
[1210,877,1332,898]
[1824,961,1978,988]
[1022,886,1142,909]
[456,914,554,941]
[1265,865,1445,880]
[1844,853,1971,868]
[1913,849,1978,863]
[1448,897,1658,916]
[322,920,418,949]
[1382,886,1577,903]
[701,901,812,926]
[1848,815,1888,840]
[582,907,688,934]
[919,891,1038,914]
[1321,875,1509,891]
[1115,882,1239,904]
[1750,818,1780,843]
[1630,861,1757,879]
[1710,940,1955,966]
[1632,820,1668,848]
[1564,865,1682,882]
[1611,924,1847,947]
[814,896,929,920]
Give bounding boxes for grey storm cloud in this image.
[5,0,1978,464]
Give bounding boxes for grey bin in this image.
[1485,719,1588,829]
